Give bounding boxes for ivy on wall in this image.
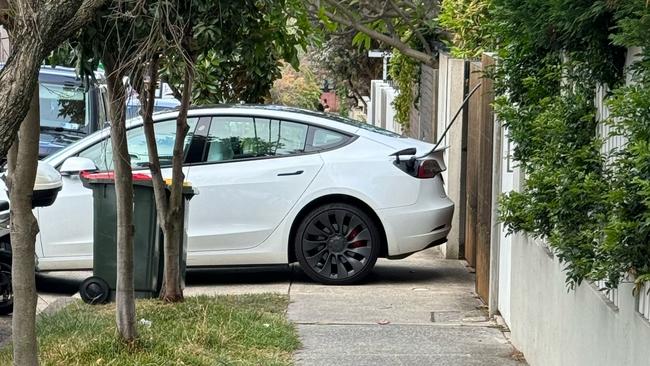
[488,0,650,289]
[388,49,419,130]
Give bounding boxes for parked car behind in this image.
[0,105,454,285]
[126,96,180,120]
[33,66,107,158]
[0,65,107,168]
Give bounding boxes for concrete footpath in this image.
[0,248,525,365]
[288,248,524,366]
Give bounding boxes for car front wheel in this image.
[295,203,380,285]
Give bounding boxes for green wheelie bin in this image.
[78,171,196,304]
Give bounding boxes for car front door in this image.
[37,118,200,269]
[185,116,323,256]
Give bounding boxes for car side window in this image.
[204,117,308,162]
[78,118,198,171]
[309,128,348,151]
[272,120,308,155]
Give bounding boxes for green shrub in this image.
[491,0,650,288]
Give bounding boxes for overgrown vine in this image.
[389,49,419,131]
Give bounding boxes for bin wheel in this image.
[79,276,110,304]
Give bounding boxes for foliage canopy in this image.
[489,0,650,289]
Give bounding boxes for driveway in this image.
[0,248,524,365]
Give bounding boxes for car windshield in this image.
[39,82,89,132]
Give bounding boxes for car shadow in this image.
[31,258,471,294]
[186,265,293,286]
[186,261,469,287]
[36,272,86,295]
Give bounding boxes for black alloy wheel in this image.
[295,203,380,285]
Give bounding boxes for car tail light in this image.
[417,159,443,179]
[391,147,446,179]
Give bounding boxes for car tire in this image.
[295,203,380,285]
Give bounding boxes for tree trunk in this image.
[159,60,193,302]
[140,55,193,302]
[0,0,106,158]
[138,57,181,302]
[0,33,41,158]
[105,58,136,342]
[9,86,40,366]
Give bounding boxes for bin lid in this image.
[164,178,192,187]
[80,171,152,184]
[80,171,197,196]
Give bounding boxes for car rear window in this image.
[308,127,349,151]
[323,114,403,138]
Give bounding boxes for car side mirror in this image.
[60,157,97,176]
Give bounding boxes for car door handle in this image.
[277,170,304,176]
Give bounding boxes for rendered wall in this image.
[509,233,650,366]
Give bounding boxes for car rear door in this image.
[184,115,323,253]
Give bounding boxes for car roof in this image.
[161,104,402,138]
[44,104,406,165]
[131,104,405,143]
[0,63,102,86]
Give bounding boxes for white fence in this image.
[368,80,402,134]
[499,46,650,365]
[638,282,650,322]
[593,279,620,308]
[593,46,649,319]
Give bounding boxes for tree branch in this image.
[162,76,183,101]
[348,78,366,108]
[387,1,432,55]
[323,12,435,66]
[58,0,106,38]
[315,0,436,66]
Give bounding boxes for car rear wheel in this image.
[295,203,380,285]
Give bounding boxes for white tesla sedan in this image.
[1,105,454,284]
